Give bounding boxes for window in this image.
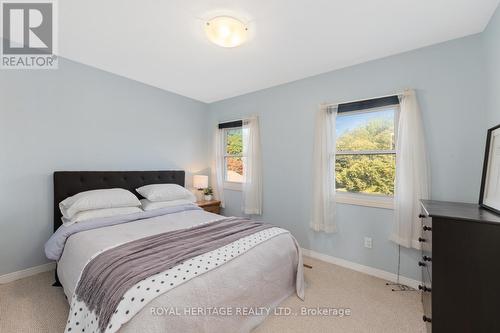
[223,126,245,188]
[335,97,399,208]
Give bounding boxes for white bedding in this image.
[57,209,303,333]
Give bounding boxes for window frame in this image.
[334,104,400,209]
[222,126,245,191]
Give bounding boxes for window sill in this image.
[335,192,394,210]
[224,181,243,191]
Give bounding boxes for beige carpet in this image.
[0,257,425,333]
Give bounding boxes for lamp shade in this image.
[193,175,209,189]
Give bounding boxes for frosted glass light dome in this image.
[205,16,248,48]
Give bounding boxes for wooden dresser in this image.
[419,200,500,332]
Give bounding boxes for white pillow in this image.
[60,188,141,219]
[136,184,196,202]
[140,199,195,211]
[62,207,143,226]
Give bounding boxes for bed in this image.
[47,171,303,333]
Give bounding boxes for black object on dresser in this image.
[419,200,500,333]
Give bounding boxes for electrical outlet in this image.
[364,237,372,249]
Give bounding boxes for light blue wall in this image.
[1,23,495,280]
[0,57,209,275]
[484,4,500,127]
[208,35,488,280]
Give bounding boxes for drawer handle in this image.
[423,226,432,231]
[418,285,432,292]
[423,315,432,323]
[418,237,426,242]
[419,214,426,218]
[418,261,426,267]
[422,256,432,262]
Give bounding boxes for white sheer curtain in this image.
[391,89,430,249]
[242,116,262,215]
[211,128,225,208]
[310,104,337,233]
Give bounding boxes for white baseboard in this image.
[301,248,421,290]
[0,262,56,284]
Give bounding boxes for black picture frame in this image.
[479,124,500,215]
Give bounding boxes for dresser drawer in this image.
[421,253,432,281]
[422,290,432,333]
[419,215,432,252]
[420,273,432,333]
[420,260,432,284]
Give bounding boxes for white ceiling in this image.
[57,0,499,103]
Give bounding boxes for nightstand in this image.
[196,200,221,214]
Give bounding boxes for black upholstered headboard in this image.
[53,170,185,231]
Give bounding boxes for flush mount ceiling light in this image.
[205,16,248,48]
